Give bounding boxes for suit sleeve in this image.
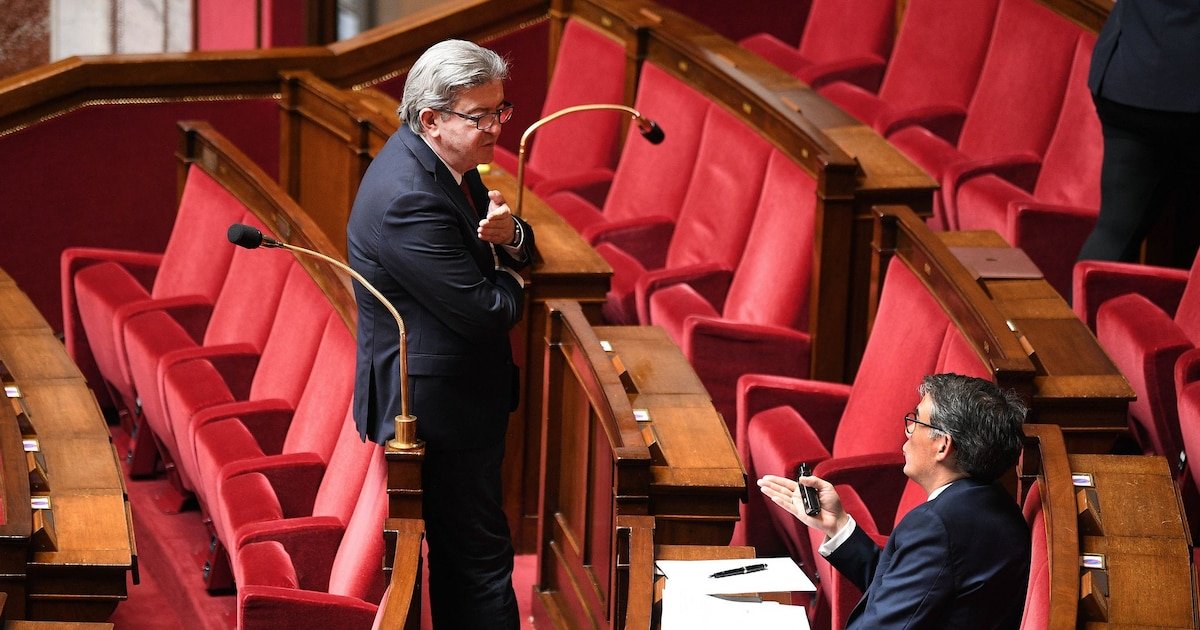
[825,525,883,592]
[379,186,523,342]
[843,509,956,629]
[498,215,536,270]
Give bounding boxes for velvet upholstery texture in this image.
[951,34,1102,296]
[490,18,626,207]
[544,63,710,235]
[1021,483,1050,630]
[645,150,817,427]
[63,167,243,415]
[236,448,388,629]
[120,214,292,488]
[739,0,894,91]
[595,105,772,324]
[191,315,356,530]
[1079,251,1200,463]
[733,259,954,563]
[886,0,1083,229]
[818,0,999,139]
[215,409,376,552]
[162,265,333,497]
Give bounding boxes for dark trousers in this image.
[1078,96,1200,265]
[422,442,518,629]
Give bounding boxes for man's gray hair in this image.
[919,373,1027,483]
[398,39,509,134]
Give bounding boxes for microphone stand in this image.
[513,103,663,217]
[230,226,421,450]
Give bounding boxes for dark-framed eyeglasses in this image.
[904,411,950,437]
[437,101,514,131]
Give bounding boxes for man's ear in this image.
[418,108,440,136]
[935,435,953,460]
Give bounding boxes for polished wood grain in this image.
[1020,424,1081,630]
[0,272,133,622]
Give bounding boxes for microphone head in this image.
[227,223,265,249]
[639,119,665,145]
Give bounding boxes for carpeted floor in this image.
[110,425,537,629]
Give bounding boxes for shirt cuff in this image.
[818,514,857,557]
[495,265,526,289]
[500,220,525,258]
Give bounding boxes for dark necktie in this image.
[460,177,480,217]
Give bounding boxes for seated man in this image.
[759,373,1030,629]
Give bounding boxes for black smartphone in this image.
[797,462,820,517]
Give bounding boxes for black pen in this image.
[709,563,767,579]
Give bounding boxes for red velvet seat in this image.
[1082,252,1200,464]
[61,167,242,414]
[819,0,999,141]
[160,264,334,494]
[950,33,1101,296]
[733,259,956,564]
[886,0,1082,229]
[213,408,376,554]
[490,18,627,207]
[1020,483,1050,630]
[593,105,772,324]
[190,314,356,532]
[739,0,894,92]
[235,447,388,629]
[542,62,710,235]
[120,214,292,479]
[644,150,816,426]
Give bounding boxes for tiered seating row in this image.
[60,122,421,628]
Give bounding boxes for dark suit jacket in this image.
[347,126,534,447]
[1088,0,1200,113]
[828,478,1030,630]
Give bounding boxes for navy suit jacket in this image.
[828,478,1030,630]
[1088,0,1200,113]
[347,126,534,447]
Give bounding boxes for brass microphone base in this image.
[387,413,423,450]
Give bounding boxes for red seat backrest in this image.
[722,150,817,331]
[664,107,771,271]
[956,0,1081,161]
[525,19,627,183]
[1021,483,1050,629]
[328,447,389,605]
[313,409,379,525]
[280,316,356,461]
[797,0,894,66]
[602,63,711,225]
[833,259,951,457]
[877,0,1000,114]
[1173,252,1200,345]
[201,212,293,351]
[1032,33,1103,209]
[245,265,335,406]
[151,167,243,302]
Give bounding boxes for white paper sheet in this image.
[654,556,817,594]
[660,582,811,629]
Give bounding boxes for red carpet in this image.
[110,424,537,629]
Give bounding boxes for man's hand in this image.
[477,190,517,245]
[757,473,849,537]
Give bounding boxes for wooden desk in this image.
[0,269,134,622]
[595,326,744,545]
[1021,424,1198,628]
[535,301,745,629]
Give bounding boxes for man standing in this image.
[759,374,1030,629]
[348,39,533,628]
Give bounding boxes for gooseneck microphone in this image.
[514,103,665,217]
[226,223,421,449]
